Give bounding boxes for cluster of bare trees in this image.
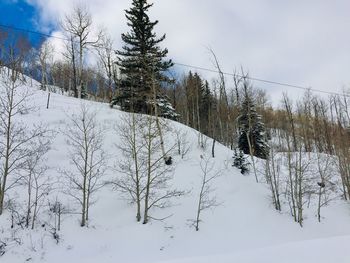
[264,146,339,226]
[167,65,271,162]
[35,4,118,102]
[0,32,110,240]
[264,147,282,212]
[0,36,62,254]
[169,71,230,151]
[168,49,350,228]
[165,46,350,227]
[112,113,185,224]
[0,61,56,249]
[260,91,350,226]
[0,69,51,217]
[22,139,52,230]
[0,80,108,252]
[0,29,32,76]
[38,42,54,91]
[62,104,106,227]
[60,5,104,99]
[0,3,118,103]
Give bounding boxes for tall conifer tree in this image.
[238,88,270,159]
[112,0,174,115]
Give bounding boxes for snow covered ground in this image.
[1,75,350,263]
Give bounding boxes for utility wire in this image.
[0,23,349,98]
[0,23,68,41]
[173,62,349,97]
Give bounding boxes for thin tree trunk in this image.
[71,36,78,98]
[26,171,32,228]
[131,113,142,222]
[143,118,152,224]
[0,84,14,215]
[152,75,167,162]
[211,139,216,158]
[31,181,39,230]
[81,130,89,227]
[195,179,205,231]
[286,136,296,221]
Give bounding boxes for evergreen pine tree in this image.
[201,80,213,135]
[233,149,250,175]
[111,0,175,117]
[155,95,178,120]
[238,89,270,159]
[183,72,214,131]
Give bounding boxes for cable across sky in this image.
[0,23,349,98]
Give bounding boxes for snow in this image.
[1,74,350,263]
[157,235,350,263]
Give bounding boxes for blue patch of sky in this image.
[0,0,55,47]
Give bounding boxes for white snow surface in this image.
[0,75,350,263]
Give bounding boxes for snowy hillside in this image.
[0,75,350,263]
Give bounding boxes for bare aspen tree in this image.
[283,94,298,151]
[62,36,78,97]
[151,74,172,165]
[25,48,38,87]
[96,31,115,102]
[38,41,54,91]
[282,94,297,221]
[209,49,230,146]
[232,70,243,146]
[111,112,145,222]
[311,97,333,154]
[62,104,105,227]
[173,128,190,159]
[192,155,220,231]
[112,112,184,224]
[242,79,258,182]
[296,146,310,227]
[22,139,52,229]
[285,144,311,227]
[265,147,281,211]
[49,199,64,232]
[61,4,102,99]
[142,115,184,224]
[315,153,334,222]
[336,149,350,200]
[298,91,314,153]
[331,94,350,200]
[0,72,47,216]
[282,94,312,226]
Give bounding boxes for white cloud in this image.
[27,0,350,104]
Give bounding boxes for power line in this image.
[173,62,349,97]
[0,23,68,41]
[174,62,310,90]
[0,23,349,98]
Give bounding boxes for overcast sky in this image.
[26,0,350,104]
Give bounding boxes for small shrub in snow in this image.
[0,241,6,256]
[233,149,250,175]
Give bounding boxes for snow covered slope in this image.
[0,76,350,263]
[157,235,350,263]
